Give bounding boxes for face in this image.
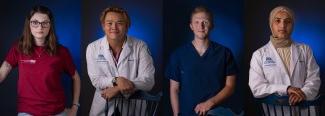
[30,12,51,41]
[102,12,128,40]
[271,11,293,39]
[190,12,211,40]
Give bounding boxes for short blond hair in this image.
[190,6,214,29]
[100,6,131,28]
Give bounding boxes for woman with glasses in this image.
[0,5,80,116]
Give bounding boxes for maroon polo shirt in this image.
[5,44,76,115]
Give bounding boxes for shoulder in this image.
[127,36,148,47]
[209,41,233,54]
[252,43,270,57]
[172,42,192,56]
[10,42,19,50]
[86,37,106,52]
[8,42,21,54]
[57,44,71,55]
[88,37,105,48]
[294,42,311,52]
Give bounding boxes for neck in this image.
[192,38,209,56]
[107,36,126,53]
[193,38,209,47]
[34,38,45,46]
[271,36,292,48]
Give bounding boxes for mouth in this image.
[109,31,119,34]
[278,30,287,33]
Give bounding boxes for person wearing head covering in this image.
[249,6,321,116]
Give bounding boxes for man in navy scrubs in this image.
[166,6,237,116]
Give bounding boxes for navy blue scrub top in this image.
[165,41,237,116]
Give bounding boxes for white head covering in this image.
[269,6,295,28]
[269,6,295,48]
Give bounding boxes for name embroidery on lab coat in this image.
[264,57,276,66]
[96,54,107,62]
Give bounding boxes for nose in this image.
[279,21,287,29]
[111,23,117,29]
[36,25,44,30]
[199,22,205,29]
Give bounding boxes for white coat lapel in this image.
[118,37,132,67]
[290,43,299,78]
[268,41,290,78]
[101,36,119,76]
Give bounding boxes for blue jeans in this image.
[207,107,244,116]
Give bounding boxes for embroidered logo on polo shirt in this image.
[264,57,276,66]
[20,59,36,64]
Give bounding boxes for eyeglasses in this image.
[30,20,51,28]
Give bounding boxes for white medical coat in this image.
[86,36,155,116]
[249,41,320,100]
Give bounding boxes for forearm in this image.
[71,71,81,105]
[0,70,4,83]
[207,76,235,107]
[170,80,180,116]
[170,91,179,115]
[0,61,12,83]
[207,86,233,108]
[132,76,155,91]
[89,75,114,89]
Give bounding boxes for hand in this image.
[116,77,135,93]
[65,106,78,116]
[194,100,214,116]
[287,86,306,99]
[101,87,120,100]
[289,94,304,106]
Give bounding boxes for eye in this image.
[117,21,124,25]
[284,20,292,24]
[42,22,50,26]
[274,19,281,24]
[106,22,112,25]
[31,21,38,25]
[203,21,209,25]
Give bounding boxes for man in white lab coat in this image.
[86,6,155,116]
[249,6,321,116]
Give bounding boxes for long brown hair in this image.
[18,5,58,56]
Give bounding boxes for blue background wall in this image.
[0,0,81,115]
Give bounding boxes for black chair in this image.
[105,91,162,116]
[255,94,324,116]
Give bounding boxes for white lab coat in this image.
[249,41,321,116]
[86,36,155,116]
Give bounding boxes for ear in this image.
[101,23,105,29]
[189,23,193,30]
